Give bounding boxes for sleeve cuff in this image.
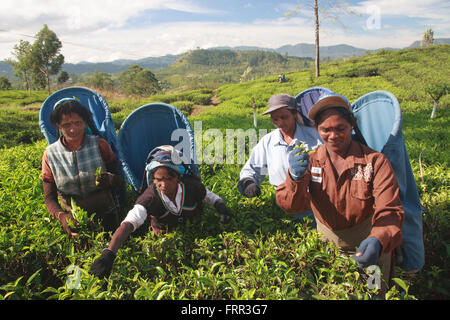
[121,204,148,232]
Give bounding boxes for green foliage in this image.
[30,24,65,94]
[119,65,160,97]
[6,40,33,91]
[0,45,448,300]
[156,49,313,91]
[90,70,114,91]
[425,82,449,118]
[425,83,449,101]
[171,101,194,116]
[0,77,12,90]
[57,70,69,85]
[0,90,47,106]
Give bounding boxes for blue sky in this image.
[0,0,448,63]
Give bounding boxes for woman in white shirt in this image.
[237,93,322,221]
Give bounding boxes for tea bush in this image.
[171,101,194,116]
[1,45,449,300]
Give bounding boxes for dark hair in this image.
[50,100,93,125]
[314,107,367,146]
[288,108,298,115]
[150,166,180,181]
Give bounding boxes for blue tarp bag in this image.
[117,102,199,192]
[295,87,334,127]
[39,86,120,159]
[352,91,424,272]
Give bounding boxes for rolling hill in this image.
[2,39,448,78]
[154,49,313,91]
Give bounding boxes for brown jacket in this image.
[276,141,404,253]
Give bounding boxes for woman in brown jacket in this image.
[275,93,404,292]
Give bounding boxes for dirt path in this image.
[190,94,220,116]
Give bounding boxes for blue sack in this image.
[39,86,120,159]
[352,91,424,272]
[117,102,199,192]
[295,86,335,127]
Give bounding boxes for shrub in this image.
[172,100,194,116]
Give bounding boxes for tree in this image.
[119,64,160,97]
[425,83,449,119]
[57,70,69,85]
[30,24,64,94]
[285,0,356,78]
[90,70,114,91]
[0,76,12,90]
[6,40,33,91]
[421,28,435,48]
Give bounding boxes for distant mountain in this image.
[406,38,450,48]
[62,54,179,75]
[276,43,368,58]
[1,39,449,78]
[0,54,179,78]
[212,38,450,58]
[211,43,367,58]
[0,61,12,77]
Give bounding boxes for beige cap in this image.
[308,93,351,121]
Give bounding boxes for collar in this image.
[272,123,301,147]
[157,182,185,214]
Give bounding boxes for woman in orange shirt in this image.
[276,93,404,291]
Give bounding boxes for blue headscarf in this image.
[145,146,186,186]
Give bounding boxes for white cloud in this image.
[0,1,448,63]
[319,27,421,49]
[0,0,218,33]
[56,20,316,63]
[0,0,222,61]
[351,0,450,21]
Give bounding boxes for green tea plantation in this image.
[0,45,448,301]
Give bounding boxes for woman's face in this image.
[316,109,353,155]
[57,112,86,144]
[270,108,296,134]
[153,167,179,198]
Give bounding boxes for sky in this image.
[0,0,449,63]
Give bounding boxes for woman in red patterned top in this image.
[41,99,123,236]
